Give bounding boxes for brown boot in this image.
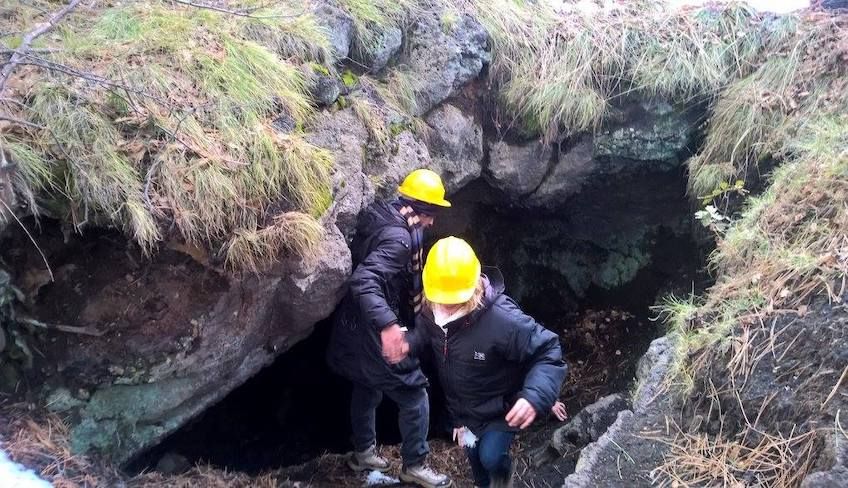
[346,445,390,472]
[399,463,452,488]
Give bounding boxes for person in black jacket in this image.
[399,237,567,488]
[327,169,452,488]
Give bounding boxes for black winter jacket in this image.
[326,201,427,390]
[408,269,567,435]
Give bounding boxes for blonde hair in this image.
[425,276,486,316]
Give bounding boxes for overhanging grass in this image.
[6,2,334,267]
[472,1,791,141]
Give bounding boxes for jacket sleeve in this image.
[349,230,410,331]
[405,314,430,358]
[498,299,568,415]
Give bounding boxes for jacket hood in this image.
[357,200,407,237]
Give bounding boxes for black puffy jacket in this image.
[326,201,427,390]
[409,269,567,435]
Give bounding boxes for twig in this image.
[168,0,302,19]
[0,0,82,93]
[0,97,29,109]
[17,316,105,337]
[0,114,46,130]
[821,365,848,409]
[17,55,175,108]
[0,198,53,282]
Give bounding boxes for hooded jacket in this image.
[326,200,427,390]
[409,269,567,435]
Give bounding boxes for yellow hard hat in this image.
[423,237,481,305]
[397,169,452,207]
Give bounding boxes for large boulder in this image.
[403,12,490,116]
[2,223,351,465]
[424,104,484,193]
[551,394,630,458]
[311,1,355,60]
[306,109,373,238]
[350,25,402,73]
[369,130,432,200]
[485,140,552,199]
[527,138,595,206]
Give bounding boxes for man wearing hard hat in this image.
[327,169,452,488]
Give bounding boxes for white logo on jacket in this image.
[474,351,486,361]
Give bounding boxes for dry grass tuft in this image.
[652,423,820,488]
[0,404,122,487]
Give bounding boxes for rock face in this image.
[527,138,595,205]
[551,394,630,457]
[594,98,700,165]
[351,26,403,73]
[2,223,351,465]
[306,109,373,238]
[486,140,552,198]
[562,336,680,487]
[424,104,484,193]
[822,0,848,10]
[403,12,490,115]
[312,1,355,60]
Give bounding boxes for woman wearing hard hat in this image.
[398,237,568,488]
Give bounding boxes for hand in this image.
[505,398,537,429]
[381,324,407,364]
[551,401,568,421]
[452,427,466,446]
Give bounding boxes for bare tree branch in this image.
[17,54,176,108]
[0,0,83,93]
[168,0,302,19]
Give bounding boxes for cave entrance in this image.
[133,162,710,477]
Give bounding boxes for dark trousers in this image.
[465,429,516,487]
[350,382,430,467]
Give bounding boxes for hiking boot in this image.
[399,463,452,488]
[490,465,514,488]
[346,445,389,472]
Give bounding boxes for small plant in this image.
[341,69,359,88]
[694,205,730,234]
[440,11,458,34]
[698,179,747,207]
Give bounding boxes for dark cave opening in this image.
[131,163,712,476]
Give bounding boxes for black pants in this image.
[350,382,430,467]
